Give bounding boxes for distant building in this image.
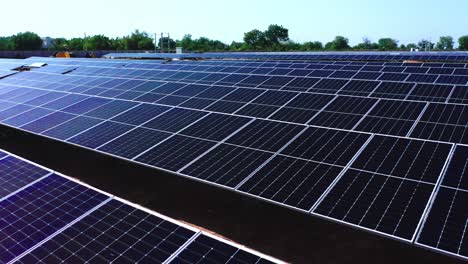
[42,37,53,49]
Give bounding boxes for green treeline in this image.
[1,25,468,52]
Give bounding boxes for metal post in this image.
[154,33,158,53]
[168,33,171,52]
[161,32,164,53]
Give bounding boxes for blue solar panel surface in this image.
[0,148,280,264]
[0,55,467,261]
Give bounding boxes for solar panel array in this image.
[0,148,280,264]
[0,55,466,261]
[102,51,468,62]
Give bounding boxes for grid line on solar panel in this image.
[1,80,464,151]
[67,121,135,149]
[225,119,306,152]
[0,155,51,200]
[0,174,109,263]
[354,100,427,136]
[410,103,468,144]
[313,168,435,240]
[3,67,468,124]
[180,143,274,188]
[308,96,378,129]
[413,144,467,259]
[310,135,454,240]
[169,233,275,264]
[416,187,468,260]
[17,199,197,264]
[133,135,217,172]
[2,107,54,127]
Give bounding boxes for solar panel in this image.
[417,145,467,259]
[181,143,273,188]
[171,234,275,264]
[0,148,280,263]
[0,174,109,263]
[0,56,467,261]
[354,100,426,136]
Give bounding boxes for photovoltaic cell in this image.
[143,108,208,133]
[111,104,171,126]
[42,116,103,140]
[21,111,76,133]
[0,156,50,199]
[309,97,377,129]
[238,155,344,211]
[281,127,370,166]
[225,119,305,152]
[18,199,196,264]
[406,84,453,102]
[135,135,217,171]
[84,100,138,119]
[338,80,380,96]
[311,78,348,93]
[172,234,275,264]
[370,82,415,100]
[417,187,468,258]
[411,103,468,144]
[417,145,468,258]
[0,104,34,121]
[448,85,468,104]
[41,94,89,111]
[179,113,252,141]
[2,107,53,127]
[67,121,134,149]
[98,128,172,159]
[351,135,452,183]
[181,144,273,188]
[0,174,108,263]
[441,145,468,190]
[314,168,434,240]
[355,100,426,136]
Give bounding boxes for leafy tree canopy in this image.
[458,36,468,50]
[378,38,398,50]
[436,36,454,50]
[11,32,42,50]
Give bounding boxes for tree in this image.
[158,37,176,51]
[0,37,13,50]
[11,32,42,50]
[354,38,378,50]
[178,34,194,50]
[326,36,350,50]
[302,41,323,51]
[123,30,155,50]
[264,24,289,48]
[458,36,468,50]
[83,35,112,50]
[229,41,246,51]
[51,38,69,50]
[67,38,84,50]
[436,36,454,50]
[407,43,418,50]
[418,39,434,51]
[244,29,267,50]
[378,38,398,50]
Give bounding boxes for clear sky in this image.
[1,0,467,45]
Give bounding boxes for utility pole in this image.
[168,33,171,53]
[154,33,157,53]
[160,32,164,53]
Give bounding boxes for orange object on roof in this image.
[55,52,70,58]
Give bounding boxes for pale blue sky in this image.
[1,0,467,45]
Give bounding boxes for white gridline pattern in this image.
[0,150,279,263]
[0,57,464,258]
